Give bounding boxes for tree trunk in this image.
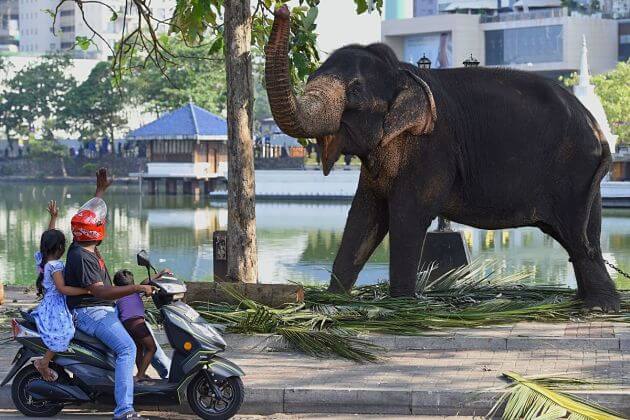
[59,157,67,178]
[223,0,258,283]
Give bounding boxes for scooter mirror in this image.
[137,250,151,268]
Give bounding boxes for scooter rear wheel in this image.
[187,373,244,420]
[11,364,63,417]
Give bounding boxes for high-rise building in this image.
[17,0,175,59]
[0,0,19,52]
[603,0,630,18]
[382,0,619,78]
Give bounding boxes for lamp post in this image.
[416,54,472,285]
[417,54,431,69]
[463,54,480,67]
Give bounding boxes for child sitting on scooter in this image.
[32,200,91,382]
[113,269,158,382]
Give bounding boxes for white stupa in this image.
[573,36,618,153]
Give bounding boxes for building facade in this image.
[0,0,18,52]
[382,0,619,78]
[17,0,175,59]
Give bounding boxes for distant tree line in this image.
[0,36,253,156]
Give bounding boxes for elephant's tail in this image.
[583,139,612,256]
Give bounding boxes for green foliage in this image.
[124,36,227,116]
[80,163,99,175]
[561,61,630,144]
[0,55,76,144]
[54,1,381,86]
[560,0,588,12]
[75,35,92,51]
[28,136,66,158]
[58,61,127,141]
[253,64,272,123]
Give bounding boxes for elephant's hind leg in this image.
[540,193,619,311]
[576,194,619,311]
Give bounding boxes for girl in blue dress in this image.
[32,200,90,381]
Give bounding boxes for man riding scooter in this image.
[64,168,169,420]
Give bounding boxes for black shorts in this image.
[122,317,151,341]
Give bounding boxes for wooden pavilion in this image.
[127,102,228,195]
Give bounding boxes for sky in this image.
[289,0,382,57]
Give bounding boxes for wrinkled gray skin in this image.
[265,6,619,311]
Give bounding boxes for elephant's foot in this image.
[572,257,621,312]
[327,274,353,295]
[580,289,621,312]
[389,284,416,298]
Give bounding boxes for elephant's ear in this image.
[381,72,437,148]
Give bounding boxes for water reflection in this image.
[1,183,630,289]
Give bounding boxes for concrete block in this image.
[620,338,630,350]
[184,282,304,308]
[411,389,498,416]
[420,230,471,282]
[241,387,284,415]
[283,387,412,414]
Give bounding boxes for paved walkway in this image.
[0,410,472,419]
[0,331,628,416]
[1,287,629,416]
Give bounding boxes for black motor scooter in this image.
[2,251,245,420]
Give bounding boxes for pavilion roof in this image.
[126,102,227,141]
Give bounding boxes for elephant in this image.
[264,6,619,311]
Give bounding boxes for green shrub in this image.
[81,162,99,175]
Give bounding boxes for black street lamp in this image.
[463,54,480,67]
[417,54,431,69]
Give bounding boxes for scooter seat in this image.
[20,310,109,353]
[73,330,108,352]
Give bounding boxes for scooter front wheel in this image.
[11,364,63,417]
[187,373,244,420]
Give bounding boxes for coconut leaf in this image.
[193,258,630,361]
[278,327,381,362]
[489,371,626,420]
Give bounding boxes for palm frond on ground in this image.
[193,259,630,361]
[489,371,625,420]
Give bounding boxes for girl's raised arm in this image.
[52,271,90,296]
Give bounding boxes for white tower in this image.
[573,35,618,153]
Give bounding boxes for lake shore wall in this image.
[254,157,304,170]
[0,156,147,178]
[0,155,303,178]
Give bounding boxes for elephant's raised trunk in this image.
[264,6,345,140]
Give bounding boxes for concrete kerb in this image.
[0,384,628,416]
[219,333,626,353]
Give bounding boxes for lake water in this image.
[2,180,630,289]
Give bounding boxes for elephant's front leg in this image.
[388,191,435,297]
[328,181,389,293]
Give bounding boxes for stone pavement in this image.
[0,410,474,419]
[1,287,629,416]
[0,328,629,416]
